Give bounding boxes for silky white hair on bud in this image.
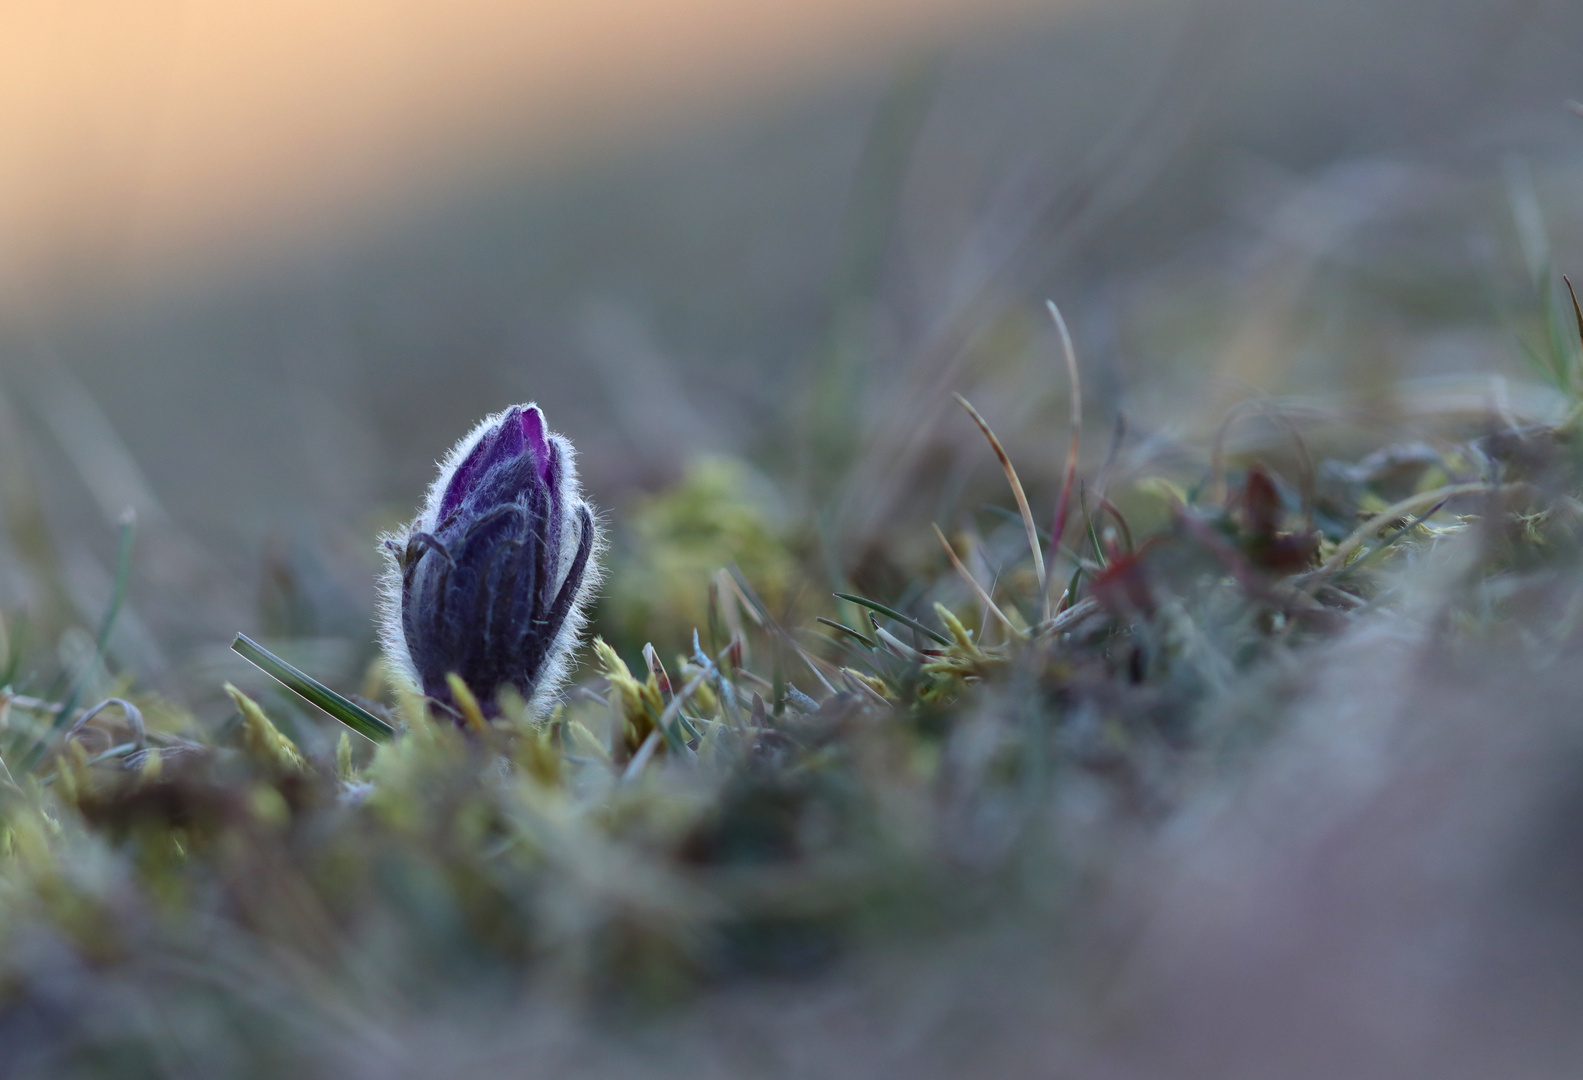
[376,403,604,717]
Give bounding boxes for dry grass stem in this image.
[933,523,1020,637]
[953,393,1047,599]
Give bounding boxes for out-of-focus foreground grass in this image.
[3,1,1583,1076]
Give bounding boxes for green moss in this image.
[604,456,799,648]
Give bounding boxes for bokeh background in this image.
[7,4,1583,1077]
[2,0,1582,702]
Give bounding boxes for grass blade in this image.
[953,394,1046,598]
[833,593,951,647]
[932,524,1019,637]
[231,633,394,743]
[815,616,877,649]
[1046,300,1083,617]
[1566,275,1583,356]
[1055,563,1084,617]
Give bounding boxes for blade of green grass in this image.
[1058,563,1084,614]
[815,616,877,649]
[1080,488,1107,568]
[231,634,394,743]
[833,593,951,647]
[1566,275,1583,355]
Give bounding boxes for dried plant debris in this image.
[2,376,1583,1077]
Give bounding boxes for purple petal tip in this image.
[521,406,553,485]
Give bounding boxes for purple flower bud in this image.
[379,404,601,718]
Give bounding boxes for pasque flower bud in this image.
[379,404,601,718]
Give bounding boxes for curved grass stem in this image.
[953,393,1045,601]
[933,524,1021,638]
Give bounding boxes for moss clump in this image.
[603,455,799,650]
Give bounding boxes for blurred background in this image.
[6,4,1583,1076]
[1,0,1582,704]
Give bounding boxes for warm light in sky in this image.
[0,0,1060,307]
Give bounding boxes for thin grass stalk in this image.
[1566,276,1583,359]
[952,393,1046,599]
[932,524,1020,637]
[1045,300,1083,619]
